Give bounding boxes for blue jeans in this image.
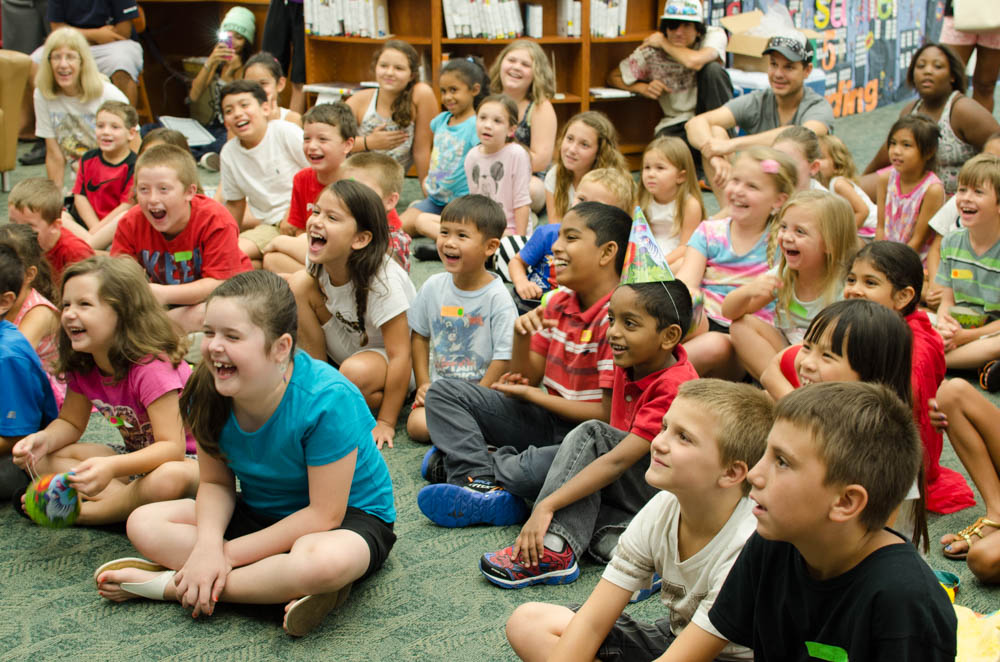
[424,378,576,498]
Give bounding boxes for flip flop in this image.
[283,584,352,637]
[942,516,1000,560]
[93,557,167,584]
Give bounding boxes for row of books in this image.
[590,0,629,37]
[304,0,391,38]
[442,0,525,39]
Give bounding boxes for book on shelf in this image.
[442,0,523,38]
[590,0,626,37]
[524,4,542,38]
[556,0,581,37]
[304,0,390,37]
[589,86,635,99]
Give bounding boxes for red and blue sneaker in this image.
[421,447,446,484]
[479,544,580,588]
[417,478,529,527]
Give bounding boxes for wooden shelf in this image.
[309,34,433,45]
[442,36,581,44]
[590,32,652,43]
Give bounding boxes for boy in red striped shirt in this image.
[418,202,631,527]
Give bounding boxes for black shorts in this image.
[225,498,396,582]
[707,318,730,334]
[261,0,306,84]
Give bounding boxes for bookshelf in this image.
[303,0,668,167]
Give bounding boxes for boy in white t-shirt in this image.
[218,80,309,267]
[506,379,775,662]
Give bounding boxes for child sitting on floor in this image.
[111,145,252,332]
[67,100,138,250]
[407,195,517,442]
[506,379,774,662]
[341,152,412,272]
[261,102,358,275]
[416,202,631,527]
[651,382,957,661]
[480,279,698,588]
[7,177,93,283]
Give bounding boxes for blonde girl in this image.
[816,134,877,239]
[288,180,416,449]
[546,111,626,224]
[33,27,129,186]
[489,40,558,211]
[638,136,705,271]
[94,271,396,636]
[676,146,797,379]
[724,190,857,379]
[11,256,198,526]
[346,40,437,189]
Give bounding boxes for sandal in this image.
[942,516,1000,560]
[283,584,352,637]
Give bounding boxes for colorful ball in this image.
[24,472,80,528]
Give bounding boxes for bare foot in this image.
[96,567,174,602]
[941,517,1000,557]
[282,597,302,632]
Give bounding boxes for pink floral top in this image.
[885,169,941,260]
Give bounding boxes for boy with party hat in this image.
[479,209,700,589]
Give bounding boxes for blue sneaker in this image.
[417,478,529,527]
[421,447,445,484]
[480,543,580,588]
[629,573,662,603]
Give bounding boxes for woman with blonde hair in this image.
[489,40,557,211]
[33,27,129,186]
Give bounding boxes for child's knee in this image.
[936,378,971,411]
[506,602,565,656]
[140,461,198,502]
[406,408,429,442]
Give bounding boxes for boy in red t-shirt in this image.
[8,178,94,283]
[68,101,139,250]
[111,145,252,332]
[261,102,357,275]
[418,202,632,527]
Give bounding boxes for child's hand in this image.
[924,283,944,309]
[495,372,531,386]
[366,124,409,151]
[936,313,961,344]
[12,432,49,469]
[708,155,731,191]
[746,273,782,299]
[514,308,555,336]
[373,421,396,450]
[174,545,232,618]
[928,398,948,430]
[514,280,543,301]
[413,383,431,408]
[68,456,116,496]
[512,504,554,567]
[206,42,235,68]
[491,380,534,401]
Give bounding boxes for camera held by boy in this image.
[649,382,957,662]
[407,195,518,442]
[480,216,699,589]
[417,202,632,528]
[111,144,253,332]
[8,178,94,283]
[506,378,773,662]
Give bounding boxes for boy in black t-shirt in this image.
[659,382,957,662]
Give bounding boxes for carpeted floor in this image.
[2,90,1000,660]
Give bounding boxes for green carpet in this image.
[3,94,1000,660]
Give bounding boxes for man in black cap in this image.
[685,30,834,195]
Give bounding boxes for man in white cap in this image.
[607,0,732,151]
[686,30,834,195]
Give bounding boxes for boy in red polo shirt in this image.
[111,145,252,332]
[417,202,632,527]
[8,178,93,283]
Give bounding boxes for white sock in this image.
[543,532,566,552]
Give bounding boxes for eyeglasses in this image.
[49,52,81,64]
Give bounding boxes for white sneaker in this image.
[198,152,220,172]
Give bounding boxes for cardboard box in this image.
[720,10,821,73]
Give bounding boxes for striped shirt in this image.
[688,218,775,327]
[530,288,615,401]
[935,228,1000,320]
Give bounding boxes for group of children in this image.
[4,27,1000,659]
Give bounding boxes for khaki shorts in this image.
[240,223,281,252]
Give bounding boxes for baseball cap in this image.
[762,32,815,63]
[660,0,704,24]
